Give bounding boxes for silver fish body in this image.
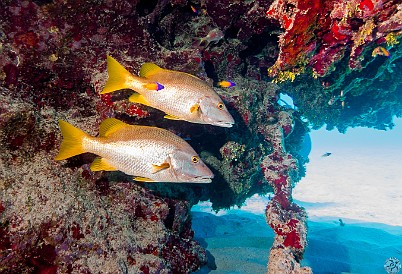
[135,70,234,127]
[55,119,214,183]
[102,56,235,128]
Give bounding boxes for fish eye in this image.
[191,156,199,163]
[217,102,224,110]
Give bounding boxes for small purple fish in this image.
[217,80,236,88]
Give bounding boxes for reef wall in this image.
[1,0,401,273]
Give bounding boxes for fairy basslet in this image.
[372,46,390,58]
[217,80,236,88]
[101,56,234,128]
[54,118,214,183]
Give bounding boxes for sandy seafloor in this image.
[192,202,402,274]
[192,119,402,274]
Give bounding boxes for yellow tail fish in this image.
[101,56,235,128]
[54,118,214,183]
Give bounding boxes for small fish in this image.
[321,152,332,157]
[327,97,338,106]
[54,118,214,183]
[340,90,346,108]
[217,80,236,88]
[328,90,345,106]
[193,28,224,48]
[190,5,198,15]
[372,46,390,58]
[102,56,234,128]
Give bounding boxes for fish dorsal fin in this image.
[90,157,118,171]
[140,63,163,78]
[133,177,155,182]
[152,162,170,173]
[99,118,129,137]
[129,93,152,107]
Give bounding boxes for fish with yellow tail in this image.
[101,56,234,128]
[54,118,214,183]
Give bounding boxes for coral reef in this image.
[265,0,402,132]
[260,122,311,273]
[0,0,304,272]
[1,0,401,272]
[266,0,402,77]
[0,91,206,273]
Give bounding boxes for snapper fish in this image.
[102,56,234,128]
[54,118,214,183]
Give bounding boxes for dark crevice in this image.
[225,25,240,39]
[32,0,53,5]
[136,0,158,17]
[203,60,219,83]
[239,28,278,59]
[164,205,175,230]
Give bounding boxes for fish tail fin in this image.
[192,38,205,48]
[54,120,89,160]
[101,56,135,94]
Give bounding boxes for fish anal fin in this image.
[129,93,152,107]
[90,157,118,171]
[164,114,182,120]
[133,177,155,182]
[99,118,129,137]
[152,162,170,173]
[140,63,163,78]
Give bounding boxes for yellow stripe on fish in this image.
[54,118,214,183]
[101,56,235,128]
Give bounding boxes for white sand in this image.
[192,211,402,274]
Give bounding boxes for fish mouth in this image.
[193,176,213,183]
[214,121,234,128]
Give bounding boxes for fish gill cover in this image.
[0,0,401,273]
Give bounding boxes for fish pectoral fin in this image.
[128,93,152,107]
[164,114,182,120]
[133,176,155,182]
[99,118,129,137]
[90,157,118,171]
[190,103,200,114]
[151,162,170,173]
[140,63,163,78]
